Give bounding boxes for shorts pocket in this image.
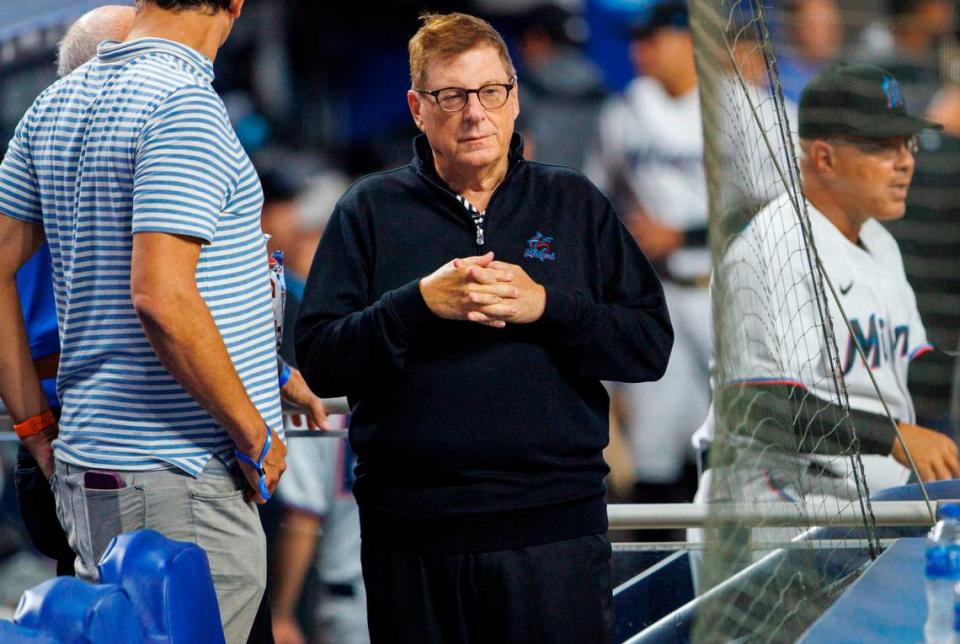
[82,485,146,567]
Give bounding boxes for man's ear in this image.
[810,139,838,178]
[229,0,245,18]
[407,90,424,131]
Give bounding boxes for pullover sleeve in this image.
[294,204,435,398]
[536,196,673,383]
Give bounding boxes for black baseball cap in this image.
[798,62,942,139]
[626,1,688,41]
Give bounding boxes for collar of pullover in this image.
[410,133,526,190]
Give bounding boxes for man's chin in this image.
[877,202,907,221]
[456,149,500,167]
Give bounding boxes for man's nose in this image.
[461,92,486,122]
[896,144,915,171]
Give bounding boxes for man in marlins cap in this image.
[691,63,958,548]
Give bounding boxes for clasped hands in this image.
[419,252,545,328]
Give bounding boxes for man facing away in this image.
[295,12,673,644]
[0,1,286,641]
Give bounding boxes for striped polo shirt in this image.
[0,38,282,476]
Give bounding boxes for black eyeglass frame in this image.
[415,78,517,112]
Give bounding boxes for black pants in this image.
[246,582,274,644]
[14,444,74,576]
[362,533,613,644]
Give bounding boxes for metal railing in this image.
[607,500,944,530]
[0,410,948,530]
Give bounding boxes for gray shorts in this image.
[51,456,266,644]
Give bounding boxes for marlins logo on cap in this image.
[798,62,941,139]
[880,75,904,110]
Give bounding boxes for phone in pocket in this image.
[83,470,125,490]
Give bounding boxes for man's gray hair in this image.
[57,5,136,78]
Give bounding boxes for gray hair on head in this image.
[57,5,136,78]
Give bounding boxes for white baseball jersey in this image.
[590,77,709,279]
[695,192,931,489]
[588,77,713,480]
[275,433,361,585]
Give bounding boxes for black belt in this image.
[324,582,356,598]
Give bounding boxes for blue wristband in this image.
[278,362,292,388]
[234,424,272,501]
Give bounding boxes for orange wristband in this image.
[14,410,56,440]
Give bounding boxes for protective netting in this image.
[689,2,885,640]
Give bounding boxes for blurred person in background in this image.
[8,3,135,581]
[514,3,606,172]
[927,84,960,134]
[271,436,366,644]
[715,18,800,223]
[776,0,842,103]
[588,0,708,539]
[286,171,349,282]
[296,11,671,642]
[866,0,956,112]
[259,168,342,420]
[262,167,359,644]
[260,169,309,365]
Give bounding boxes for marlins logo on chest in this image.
[524,231,556,262]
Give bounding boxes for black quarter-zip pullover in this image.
[295,134,673,552]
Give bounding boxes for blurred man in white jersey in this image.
[588,1,708,530]
[693,63,960,526]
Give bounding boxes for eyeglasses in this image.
[416,79,516,112]
[828,134,920,156]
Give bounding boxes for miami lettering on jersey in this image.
[841,314,910,375]
[624,146,703,171]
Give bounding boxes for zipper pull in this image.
[475,223,485,246]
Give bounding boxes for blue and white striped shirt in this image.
[0,38,282,476]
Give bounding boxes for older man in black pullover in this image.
[295,12,672,644]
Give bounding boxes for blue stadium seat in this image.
[97,529,225,644]
[13,576,144,643]
[0,620,58,643]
